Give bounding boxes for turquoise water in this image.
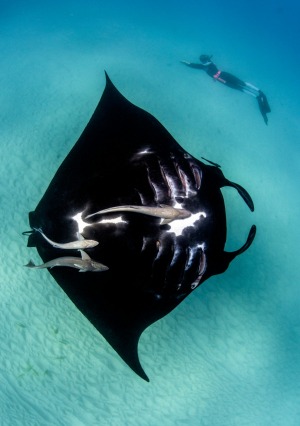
[1,1,300,424]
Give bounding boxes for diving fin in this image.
[257,91,271,125]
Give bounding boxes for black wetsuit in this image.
[184,61,271,124]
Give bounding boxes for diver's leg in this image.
[218,72,271,124]
[243,82,260,96]
[219,72,245,91]
[238,81,264,97]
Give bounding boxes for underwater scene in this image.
[1,0,300,425]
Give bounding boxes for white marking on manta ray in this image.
[172,200,183,209]
[131,148,153,161]
[188,162,202,190]
[73,207,205,242]
[190,247,207,289]
[138,148,152,156]
[185,243,205,271]
[166,211,207,237]
[158,160,181,199]
[145,165,163,204]
[175,162,197,198]
[72,212,126,234]
[72,212,90,234]
[98,217,127,225]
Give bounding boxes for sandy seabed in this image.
[1,1,300,425]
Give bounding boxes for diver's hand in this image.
[180,60,191,65]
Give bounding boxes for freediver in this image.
[181,54,271,125]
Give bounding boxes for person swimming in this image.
[181,54,271,125]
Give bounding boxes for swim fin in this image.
[257,90,271,125]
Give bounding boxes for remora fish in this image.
[86,204,192,224]
[25,250,108,272]
[34,227,99,249]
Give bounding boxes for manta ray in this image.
[25,72,256,381]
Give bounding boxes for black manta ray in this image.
[25,72,256,382]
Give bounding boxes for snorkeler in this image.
[181,54,271,125]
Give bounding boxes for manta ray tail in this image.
[22,230,34,236]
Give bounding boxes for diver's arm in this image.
[180,61,206,69]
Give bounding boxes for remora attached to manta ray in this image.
[85,204,192,224]
[25,72,256,382]
[25,250,108,272]
[33,227,99,249]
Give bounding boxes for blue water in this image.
[1,1,300,424]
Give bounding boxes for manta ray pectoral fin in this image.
[102,323,149,382]
[118,335,149,382]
